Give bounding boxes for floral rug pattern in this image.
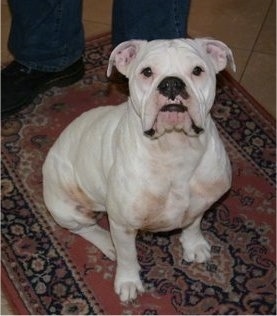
[1,34,276,315]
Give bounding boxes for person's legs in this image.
[2,0,85,117]
[8,0,84,71]
[112,0,191,46]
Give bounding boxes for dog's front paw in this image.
[115,275,145,303]
[180,235,211,263]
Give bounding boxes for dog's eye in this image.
[192,66,204,76]
[141,67,153,78]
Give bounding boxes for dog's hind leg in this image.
[43,155,116,260]
[47,201,116,261]
[43,184,115,260]
[71,224,116,261]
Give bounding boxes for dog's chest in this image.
[128,158,198,232]
[125,138,206,232]
[131,182,193,232]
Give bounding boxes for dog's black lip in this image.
[191,120,204,135]
[144,128,155,137]
[160,103,188,113]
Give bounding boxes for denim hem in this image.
[16,52,84,73]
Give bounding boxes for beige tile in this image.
[228,47,251,81]
[241,52,276,117]
[254,0,276,54]
[188,0,271,49]
[82,0,112,25]
[1,35,13,64]
[1,3,12,64]
[1,4,11,30]
[83,20,111,39]
[82,0,112,41]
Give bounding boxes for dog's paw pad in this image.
[115,280,144,303]
[182,240,211,263]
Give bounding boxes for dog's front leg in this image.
[109,219,144,302]
[180,215,211,263]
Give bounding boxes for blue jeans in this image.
[8,0,190,72]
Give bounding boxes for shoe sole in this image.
[2,66,84,118]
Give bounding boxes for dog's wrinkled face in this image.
[107,38,235,138]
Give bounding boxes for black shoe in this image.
[1,58,84,117]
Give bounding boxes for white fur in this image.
[43,38,234,302]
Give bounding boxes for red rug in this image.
[1,33,276,315]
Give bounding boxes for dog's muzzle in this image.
[143,76,204,138]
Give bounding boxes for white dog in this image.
[43,38,235,302]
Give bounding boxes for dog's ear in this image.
[107,40,146,77]
[197,38,236,73]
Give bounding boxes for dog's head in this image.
[107,38,235,138]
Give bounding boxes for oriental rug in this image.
[1,33,276,315]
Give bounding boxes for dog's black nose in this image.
[158,77,186,100]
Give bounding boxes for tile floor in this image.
[1,0,276,313]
